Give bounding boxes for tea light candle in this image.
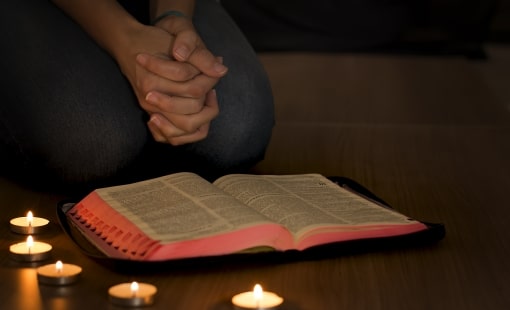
[232,284,284,309]
[10,211,49,234]
[37,260,82,285]
[9,235,52,262]
[109,281,157,307]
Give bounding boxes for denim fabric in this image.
[0,0,274,191]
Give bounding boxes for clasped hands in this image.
[128,15,228,146]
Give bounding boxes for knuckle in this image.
[150,130,166,143]
[167,137,186,146]
[155,136,167,144]
[171,66,186,80]
[196,129,209,140]
[172,65,193,81]
[186,84,207,98]
[167,139,181,146]
[186,100,203,114]
[170,65,186,81]
[173,116,201,133]
[182,121,199,134]
[137,78,152,94]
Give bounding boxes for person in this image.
[0,0,274,192]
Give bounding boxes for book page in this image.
[214,174,420,237]
[93,172,274,243]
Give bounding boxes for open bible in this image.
[63,173,443,261]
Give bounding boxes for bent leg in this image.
[0,0,149,187]
[0,0,274,191]
[186,0,275,174]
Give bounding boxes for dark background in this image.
[222,0,508,57]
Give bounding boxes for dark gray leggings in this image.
[0,0,274,191]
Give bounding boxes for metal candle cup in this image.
[9,236,52,262]
[108,282,157,307]
[37,261,82,285]
[232,284,284,309]
[10,211,49,234]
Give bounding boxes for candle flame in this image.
[27,211,33,226]
[56,261,63,273]
[253,284,263,301]
[130,281,139,296]
[26,235,34,249]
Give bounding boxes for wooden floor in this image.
[254,46,510,308]
[1,45,509,309]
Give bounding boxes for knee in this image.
[193,93,275,172]
[197,60,275,172]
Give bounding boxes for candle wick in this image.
[130,282,139,298]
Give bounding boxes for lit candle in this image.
[232,284,284,309]
[10,211,49,234]
[37,260,82,285]
[109,281,157,307]
[9,235,52,262]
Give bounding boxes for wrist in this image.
[150,0,195,22]
[151,10,186,25]
[110,23,150,80]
